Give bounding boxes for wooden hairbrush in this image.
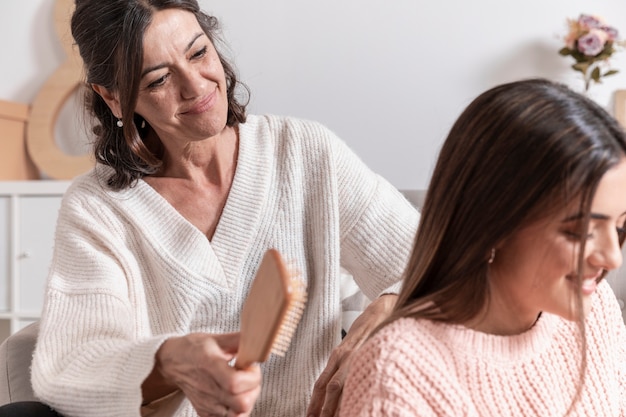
[234,249,307,369]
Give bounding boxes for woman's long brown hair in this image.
[383,78,626,415]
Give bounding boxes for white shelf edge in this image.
[0,312,41,319]
[0,180,71,195]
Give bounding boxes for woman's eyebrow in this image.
[561,213,610,223]
[140,32,205,78]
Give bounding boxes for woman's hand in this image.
[306,294,397,417]
[149,333,261,417]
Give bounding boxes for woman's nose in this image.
[589,230,623,271]
[179,69,206,99]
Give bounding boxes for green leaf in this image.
[572,62,589,73]
[559,47,572,56]
[591,66,601,82]
[604,69,619,77]
[569,49,587,62]
[602,43,615,54]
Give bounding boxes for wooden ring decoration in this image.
[26,0,93,179]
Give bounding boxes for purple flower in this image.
[578,14,603,29]
[577,30,606,56]
[602,25,619,41]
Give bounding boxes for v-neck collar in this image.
[209,116,273,286]
[106,115,272,290]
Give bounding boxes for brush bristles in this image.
[271,278,307,356]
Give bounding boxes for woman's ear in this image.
[91,84,122,118]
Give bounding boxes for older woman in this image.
[29,1,418,417]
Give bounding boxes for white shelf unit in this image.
[0,180,70,341]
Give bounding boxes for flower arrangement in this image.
[559,14,624,92]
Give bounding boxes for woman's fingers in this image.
[156,333,261,416]
[307,295,398,416]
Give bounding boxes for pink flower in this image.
[577,29,608,56]
[559,13,623,92]
[602,25,619,41]
[578,14,603,30]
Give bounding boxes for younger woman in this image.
[340,79,626,416]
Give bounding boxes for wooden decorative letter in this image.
[0,100,39,180]
[26,0,93,179]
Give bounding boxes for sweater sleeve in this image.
[31,184,172,417]
[331,135,419,300]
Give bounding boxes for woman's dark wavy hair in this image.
[383,78,626,415]
[71,0,249,189]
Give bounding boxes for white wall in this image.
[2,0,626,189]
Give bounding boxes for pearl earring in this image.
[116,119,123,128]
[488,248,496,264]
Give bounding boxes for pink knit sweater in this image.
[340,281,626,416]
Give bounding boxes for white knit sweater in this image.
[31,114,419,417]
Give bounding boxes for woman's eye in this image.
[617,227,626,243]
[191,46,207,60]
[148,74,168,89]
[563,230,593,241]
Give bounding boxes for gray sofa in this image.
[0,321,39,405]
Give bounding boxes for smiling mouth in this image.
[182,91,216,115]
[566,270,603,281]
[566,273,603,294]
[581,278,598,293]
